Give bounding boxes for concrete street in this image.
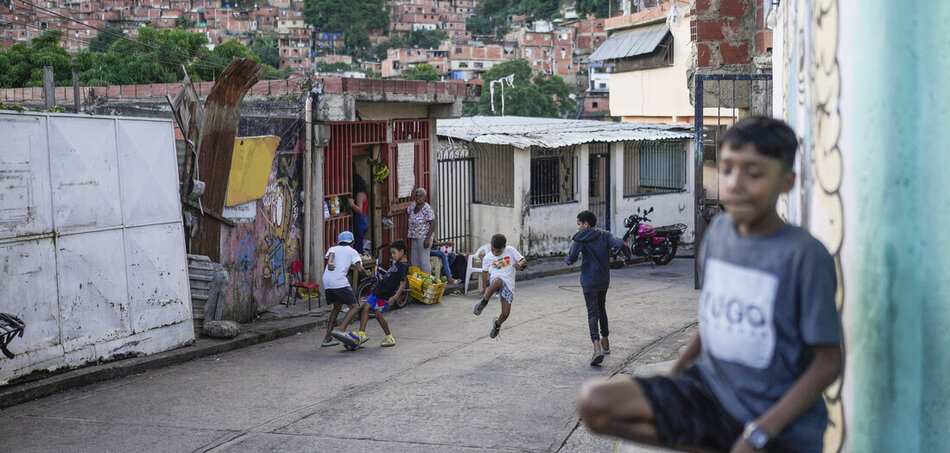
[1,259,699,453]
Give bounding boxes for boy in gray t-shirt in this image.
[576,117,843,452]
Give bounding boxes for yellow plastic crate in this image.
[408,266,447,305]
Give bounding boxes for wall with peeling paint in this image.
[523,202,583,257]
[217,117,305,323]
[776,1,950,450]
[0,112,194,384]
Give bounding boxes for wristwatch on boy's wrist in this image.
[742,421,771,450]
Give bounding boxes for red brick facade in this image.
[690,0,771,69]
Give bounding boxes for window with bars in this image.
[530,146,576,206]
[623,140,687,196]
[471,143,515,206]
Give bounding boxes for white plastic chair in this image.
[464,243,492,295]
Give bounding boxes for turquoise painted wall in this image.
[849,1,950,451]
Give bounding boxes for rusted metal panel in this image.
[192,59,264,261]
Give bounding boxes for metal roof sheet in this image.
[437,116,692,149]
[589,23,670,61]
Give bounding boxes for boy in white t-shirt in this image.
[320,231,371,347]
[472,234,526,339]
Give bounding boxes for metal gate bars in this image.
[692,73,773,288]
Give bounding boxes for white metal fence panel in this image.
[0,114,52,238]
[0,112,194,384]
[48,116,123,234]
[117,120,182,226]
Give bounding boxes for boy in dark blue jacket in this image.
[566,210,632,366]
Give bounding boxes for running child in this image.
[332,240,409,348]
[320,231,371,347]
[472,234,526,339]
[577,116,842,452]
[566,210,633,366]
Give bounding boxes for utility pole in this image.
[42,66,55,110]
[72,67,81,113]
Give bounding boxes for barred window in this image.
[471,143,514,206]
[530,146,576,206]
[624,140,687,196]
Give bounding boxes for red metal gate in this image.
[382,120,431,263]
[322,119,431,265]
[323,121,387,251]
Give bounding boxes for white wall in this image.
[522,201,583,256]
[471,203,520,252]
[611,140,696,243]
[0,113,195,384]
[607,17,723,121]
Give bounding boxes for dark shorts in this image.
[325,287,358,306]
[634,365,743,451]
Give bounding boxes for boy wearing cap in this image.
[320,231,371,347]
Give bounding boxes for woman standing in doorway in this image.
[407,188,436,274]
[349,174,370,254]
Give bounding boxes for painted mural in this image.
[219,118,304,322]
[779,0,846,451]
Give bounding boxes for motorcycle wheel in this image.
[651,240,678,266]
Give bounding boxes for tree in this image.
[0,30,73,88]
[197,39,261,80]
[249,35,280,68]
[406,29,447,49]
[575,0,610,18]
[524,0,561,20]
[89,26,124,53]
[406,63,439,81]
[465,59,576,118]
[316,61,358,72]
[303,0,388,34]
[176,16,197,30]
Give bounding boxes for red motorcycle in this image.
[612,207,687,267]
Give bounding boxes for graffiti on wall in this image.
[236,232,255,295]
[260,155,302,288]
[220,118,304,322]
[782,0,846,451]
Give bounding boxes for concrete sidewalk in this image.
[0,250,693,409]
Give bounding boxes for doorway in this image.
[589,149,610,231]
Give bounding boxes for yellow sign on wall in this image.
[225,135,280,207]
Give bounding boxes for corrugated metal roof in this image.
[589,23,670,62]
[437,116,692,149]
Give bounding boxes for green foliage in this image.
[523,0,562,20]
[197,39,262,80]
[574,0,610,18]
[89,26,124,53]
[249,35,280,68]
[176,16,197,30]
[304,0,388,57]
[466,15,508,39]
[0,30,73,88]
[406,63,439,81]
[377,29,448,60]
[315,61,357,73]
[0,26,290,89]
[468,59,576,118]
